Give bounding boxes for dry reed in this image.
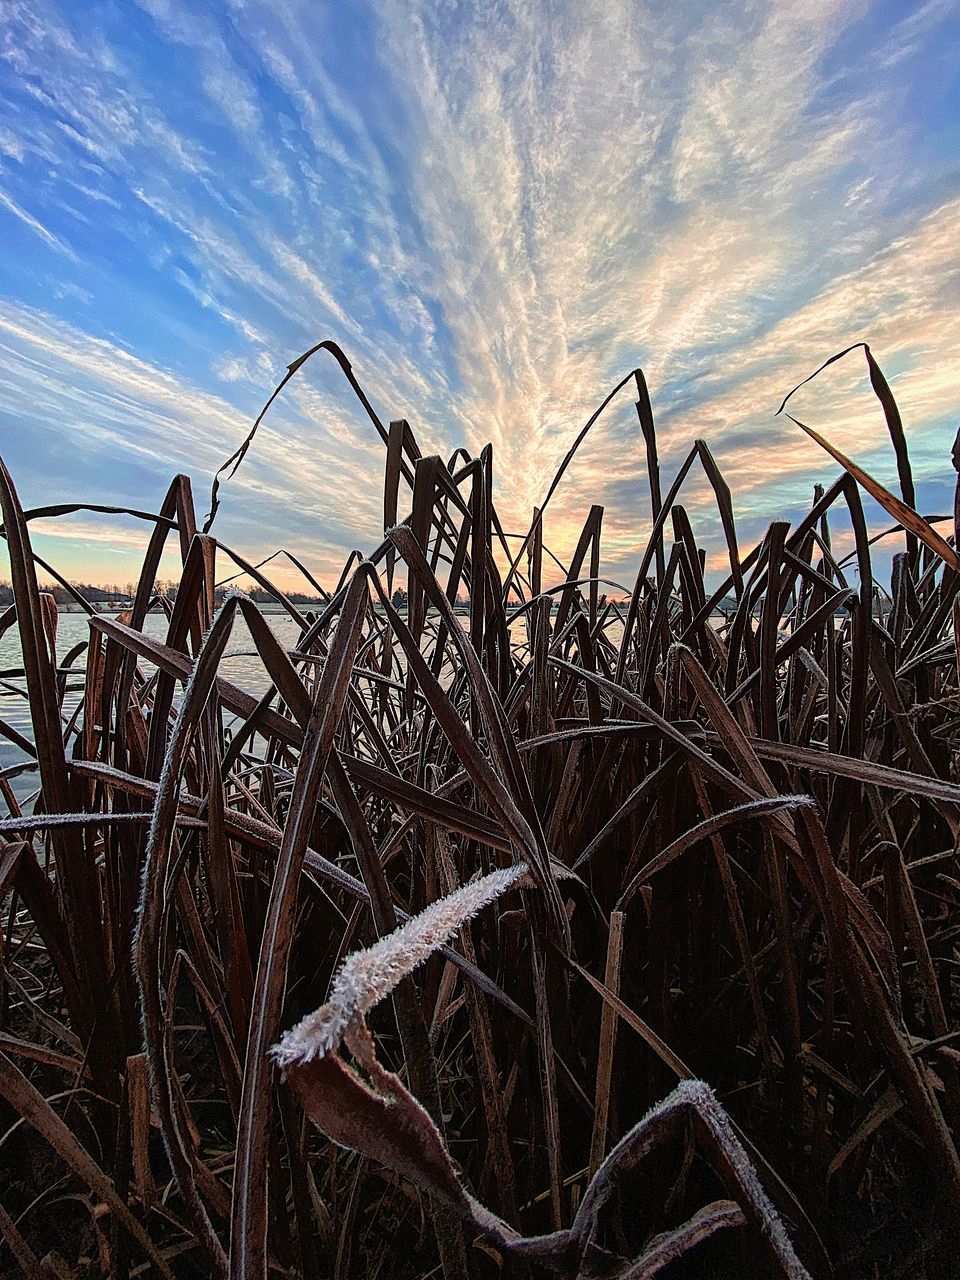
[1,339,959,1277]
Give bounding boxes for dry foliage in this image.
[0,339,959,1278]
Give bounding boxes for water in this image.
[0,609,305,805]
[0,605,513,803]
[0,604,687,806]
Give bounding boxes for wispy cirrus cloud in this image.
[0,181,76,256]
[0,0,956,588]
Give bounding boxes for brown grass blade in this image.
[790,417,960,571]
[0,1052,175,1279]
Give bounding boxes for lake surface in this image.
[0,609,305,805]
[0,604,711,807]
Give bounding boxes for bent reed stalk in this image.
[0,339,959,1277]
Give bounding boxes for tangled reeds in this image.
[1,340,959,1277]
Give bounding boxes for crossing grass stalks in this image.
[1,340,959,1277]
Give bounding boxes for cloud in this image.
[0,0,956,589]
[0,183,75,255]
[0,126,23,161]
[0,300,241,463]
[0,298,397,583]
[358,0,957,575]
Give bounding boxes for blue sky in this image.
[0,0,958,589]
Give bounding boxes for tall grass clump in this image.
[1,338,959,1277]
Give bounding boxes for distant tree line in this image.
[0,580,332,607]
[0,581,478,611]
[0,580,135,606]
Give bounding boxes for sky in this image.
[0,0,958,593]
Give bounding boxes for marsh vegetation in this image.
[0,341,958,1277]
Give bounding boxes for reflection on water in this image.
[0,609,305,805]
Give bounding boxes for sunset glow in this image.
[0,0,957,587]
